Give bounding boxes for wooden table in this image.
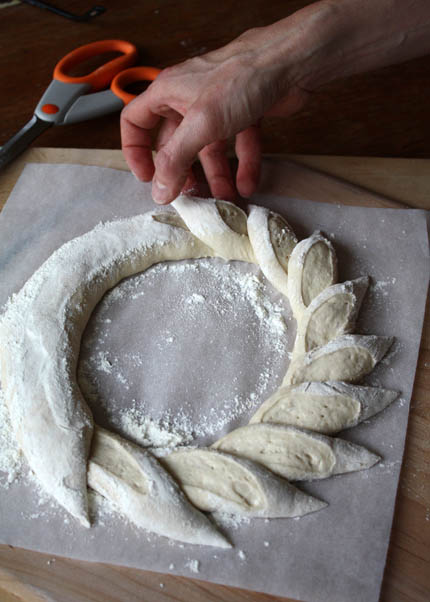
[0,148,428,602]
[1,0,430,159]
[0,1,429,600]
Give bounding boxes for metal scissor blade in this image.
[0,115,52,171]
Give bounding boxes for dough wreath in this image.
[0,194,396,547]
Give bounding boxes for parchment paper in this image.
[0,163,428,602]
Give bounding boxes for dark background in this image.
[1,0,429,157]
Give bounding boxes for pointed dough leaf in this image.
[250,381,399,434]
[247,205,297,296]
[295,276,369,354]
[162,448,326,518]
[172,194,255,262]
[287,232,337,318]
[151,211,189,230]
[284,335,394,385]
[212,424,380,481]
[88,428,231,548]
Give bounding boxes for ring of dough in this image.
[0,195,395,531]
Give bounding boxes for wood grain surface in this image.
[0,1,429,599]
[0,148,428,602]
[1,0,430,160]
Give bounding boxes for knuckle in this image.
[188,105,219,139]
[200,142,224,160]
[154,146,175,174]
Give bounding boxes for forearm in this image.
[121,0,430,203]
[226,0,430,93]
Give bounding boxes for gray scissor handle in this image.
[34,80,124,125]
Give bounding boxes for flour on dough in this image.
[212,424,380,480]
[88,427,230,547]
[284,334,394,385]
[247,205,297,296]
[250,381,399,434]
[162,448,326,517]
[0,212,212,526]
[287,231,337,318]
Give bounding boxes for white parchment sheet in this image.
[0,163,428,602]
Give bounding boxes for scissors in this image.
[0,39,160,171]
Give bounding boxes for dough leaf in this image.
[250,381,399,434]
[215,200,248,235]
[287,232,337,318]
[297,276,369,353]
[247,205,297,296]
[152,211,189,230]
[172,194,255,262]
[212,424,380,481]
[284,334,394,385]
[88,427,231,548]
[162,448,326,518]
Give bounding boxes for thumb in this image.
[152,107,218,204]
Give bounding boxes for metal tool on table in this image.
[0,39,160,171]
[21,0,106,21]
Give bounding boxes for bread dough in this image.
[287,232,337,317]
[161,448,326,517]
[249,382,399,434]
[247,205,297,296]
[284,334,394,385]
[88,427,230,547]
[212,424,380,480]
[172,195,255,262]
[0,194,396,543]
[294,276,369,355]
[0,211,213,527]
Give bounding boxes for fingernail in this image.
[152,178,169,204]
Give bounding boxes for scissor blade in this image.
[0,115,52,171]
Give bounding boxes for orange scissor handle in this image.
[111,66,161,105]
[54,40,138,92]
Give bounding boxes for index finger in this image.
[120,95,161,181]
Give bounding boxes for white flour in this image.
[0,389,23,486]
[185,558,200,573]
[0,257,293,489]
[77,257,293,451]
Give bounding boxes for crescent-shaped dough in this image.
[287,231,338,318]
[284,334,394,386]
[161,448,326,518]
[249,381,399,434]
[247,205,297,296]
[0,213,213,526]
[293,276,369,356]
[172,194,256,262]
[88,427,231,547]
[212,424,380,481]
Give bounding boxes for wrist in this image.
[269,0,430,92]
[257,2,354,93]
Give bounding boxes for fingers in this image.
[199,140,236,202]
[182,169,200,196]
[120,98,160,182]
[235,124,261,198]
[156,118,201,197]
[151,108,218,204]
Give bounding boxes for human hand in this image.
[121,0,430,205]
[121,25,310,204]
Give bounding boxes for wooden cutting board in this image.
[0,149,428,602]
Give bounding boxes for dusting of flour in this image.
[77,257,293,451]
[0,257,293,485]
[0,388,23,486]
